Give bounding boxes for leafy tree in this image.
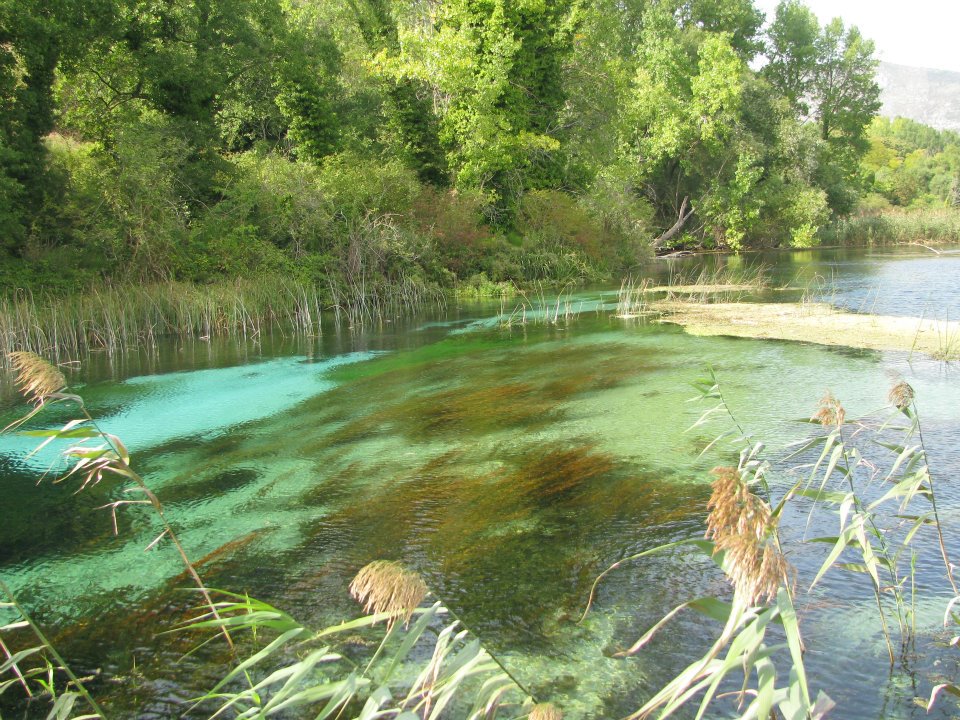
[0,0,113,253]
[345,0,446,183]
[814,19,880,151]
[676,0,765,59]
[764,4,880,213]
[618,7,758,247]
[398,0,579,213]
[763,0,819,115]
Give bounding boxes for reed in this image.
[0,352,235,717]
[349,560,428,629]
[181,568,538,719]
[657,263,770,303]
[327,274,444,329]
[822,208,960,246]
[500,284,583,328]
[580,368,960,718]
[581,369,824,720]
[0,274,443,367]
[614,276,650,319]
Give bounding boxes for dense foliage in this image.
[861,116,960,209]
[0,0,903,293]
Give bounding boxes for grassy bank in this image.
[821,208,960,245]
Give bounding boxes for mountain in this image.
[877,61,960,131]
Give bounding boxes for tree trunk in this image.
[654,196,693,248]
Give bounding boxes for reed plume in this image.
[812,392,845,428]
[349,561,427,628]
[530,702,563,720]
[8,351,66,405]
[705,467,790,605]
[888,380,915,410]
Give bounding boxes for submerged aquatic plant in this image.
[0,352,550,719]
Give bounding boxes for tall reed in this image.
[582,368,826,719]
[583,368,960,718]
[822,208,960,246]
[0,274,443,367]
[500,283,583,328]
[614,277,650,318]
[180,564,538,720]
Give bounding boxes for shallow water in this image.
[3,246,960,718]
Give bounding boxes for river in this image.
[2,245,960,718]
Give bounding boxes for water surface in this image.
[2,246,960,718]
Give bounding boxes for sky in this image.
[752,0,960,74]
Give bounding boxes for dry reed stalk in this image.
[888,380,915,410]
[705,467,791,605]
[530,702,563,720]
[349,561,428,628]
[8,351,66,405]
[812,392,845,428]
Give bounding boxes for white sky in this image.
[752,0,960,74]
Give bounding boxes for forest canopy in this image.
[0,0,931,292]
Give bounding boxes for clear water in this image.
[2,246,960,718]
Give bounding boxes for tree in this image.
[397,0,579,213]
[763,0,819,115]
[0,0,114,253]
[813,19,880,151]
[345,0,446,183]
[764,3,880,213]
[677,0,765,60]
[616,4,764,248]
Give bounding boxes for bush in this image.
[413,187,492,279]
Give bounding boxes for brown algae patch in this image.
[657,301,960,359]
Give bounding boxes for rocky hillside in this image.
[877,61,960,131]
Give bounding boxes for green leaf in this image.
[617,596,731,656]
[0,646,44,674]
[777,588,810,706]
[809,525,857,590]
[794,487,847,504]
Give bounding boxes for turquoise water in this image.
[2,246,960,718]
